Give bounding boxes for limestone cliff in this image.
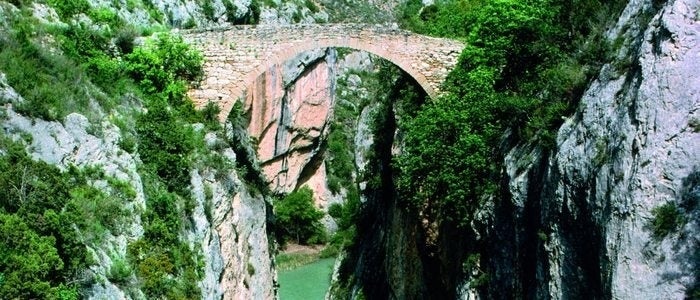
[0,74,276,299]
[0,1,278,298]
[470,0,700,298]
[326,0,699,298]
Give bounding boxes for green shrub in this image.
[199,101,222,130]
[650,202,685,239]
[108,257,133,284]
[115,27,138,55]
[222,0,260,24]
[136,100,196,194]
[0,214,64,299]
[395,0,629,231]
[0,26,97,120]
[328,203,343,219]
[125,33,203,98]
[87,7,123,28]
[127,173,204,299]
[247,262,256,276]
[46,0,91,20]
[202,0,216,21]
[0,138,124,298]
[305,0,319,13]
[274,186,326,245]
[183,17,197,29]
[275,252,319,271]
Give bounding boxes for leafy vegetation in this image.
[46,0,91,20]
[395,0,629,230]
[650,202,685,239]
[276,252,321,271]
[0,137,132,299]
[274,186,327,245]
[0,5,219,298]
[388,0,631,294]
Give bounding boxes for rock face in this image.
[243,48,337,204]
[475,0,700,298]
[189,142,276,300]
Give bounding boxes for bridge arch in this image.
[184,24,464,121]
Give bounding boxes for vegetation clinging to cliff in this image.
[390,0,629,294]
[396,0,627,228]
[0,5,222,298]
[0,138,131,298]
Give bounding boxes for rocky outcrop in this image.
[259,0,329,24]
[189,133,276,299]
[0,80,146,298]
[478,0,700,298]
[243,48,336,200]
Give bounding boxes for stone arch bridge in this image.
[184,23,464,120]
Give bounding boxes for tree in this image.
[275,186,326,245]
[0,213,64,299]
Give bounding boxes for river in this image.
[278,258,336,299]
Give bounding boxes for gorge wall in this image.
[483,0,699,298]
[328,0,699,299]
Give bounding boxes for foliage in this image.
[121,32,209,300]
[326,123,355,194]
[202,0,216,21]
[222,0,261,24]
[0,214,64,298]
[0,7,213,299]
[305,0,319,13]
[650,202,685,239]
[396,0,627,226]
[125,33,203,102]
[274,187,327,245]
[108,256,133,284]
[127,173,203,299]
[275,252,319,271]
[398,0,480,38]
[87,7,124,29]
[46,0,91,20]
[0,137,135,298]
[0,23,101,120]
[136,99,197,195]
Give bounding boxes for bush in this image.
[108,257,133,284]
[127,174,204,299]
[650,202,685,239]
[275,186,327,245]
[136,100,196,195]
[125,33,203,99]
[0,214,64,299]
[46,0,91,20]
[0,26,96,120]
[0,138,123,299]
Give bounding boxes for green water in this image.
[278,258,336,299]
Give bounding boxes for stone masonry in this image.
[183,23,464,120]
